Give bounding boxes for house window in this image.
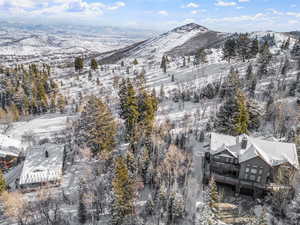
[251,168,257,174]
[250,175,256,181]
[244,164,264,183]
[257,176,262,183]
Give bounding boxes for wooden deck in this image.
[205,171,292,192]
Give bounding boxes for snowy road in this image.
[185,140,205,224]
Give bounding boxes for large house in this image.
[19,143,65,189]
[203,133,299,196]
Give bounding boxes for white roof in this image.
[19,143,64,185]
[210,133,238,151]
[0,148,19,158]
[0,134,22,149]
[210,132,299,169]
[0,134,22,158]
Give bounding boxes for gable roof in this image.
[19,143,64,186]
[210,132,299,169]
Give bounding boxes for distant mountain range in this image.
[0,20,299,65]
[98,23,300,64]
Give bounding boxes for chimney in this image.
[45,150,49,158]
[241,136,248,149]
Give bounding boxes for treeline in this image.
[0,64,66,121]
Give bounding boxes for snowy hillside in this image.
[0,22,151,66]
[99,23,227,63]
[0,22,300,225]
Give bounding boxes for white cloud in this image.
[215,1,237,7]
[238,0,250,2]
[107,2,125,10]
[0,0,125,19]
[267,9,284,16]
[288,20,299,24]
[158,10,168,16]
[286,12,300,18]
[183,18,195,24]
[185,2,199,8]
[191,10,198,14]
[204,13,266,23]
[236,6,244,9]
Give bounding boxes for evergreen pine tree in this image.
[198,191,218,225]
[111,157,135,225]
[259,42,272,65]
[75,57,84,72]
[183,57,186,67]
[250,38,259,58]
[194,48,207,66]
[223,38,237,62]
[208,177,218,208]
[90,58,98,71]
[215,89,258,135]
[248,77,257,99]
[77,96,117,155]
[237,34,252,62]
[199,130,205,142]
[78,192,87,224]
[219,67,240,99]
[133,59,139,65]
[161,56,167,73]
[137,90,158,135]
[281,58,290,77]
[0,169,6,194]
[125,81,139,139]
[281,37,290,50]
[245,64,254,81]
[235,89,250,135]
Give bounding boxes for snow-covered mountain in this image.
[99,23,227,63]
[100,24,300,64]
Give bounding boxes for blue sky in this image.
[0,0,299,32]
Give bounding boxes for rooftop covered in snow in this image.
[0,134,23,158]
[210,132,299,169]
[19,143,64,186]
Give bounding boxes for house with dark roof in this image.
[203,133,299,196]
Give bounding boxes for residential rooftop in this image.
[19,143,64,186]
[210,132,299,169]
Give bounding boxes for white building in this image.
[19,143,65,188]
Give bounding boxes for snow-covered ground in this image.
[0,22,300,225]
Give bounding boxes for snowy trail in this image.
[185,141,205,223]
